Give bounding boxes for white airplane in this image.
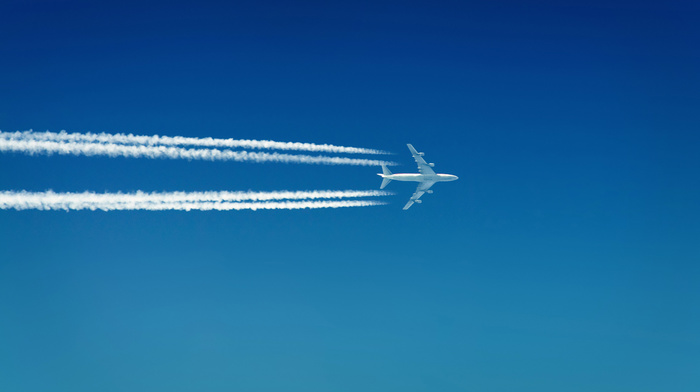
[378,144,458,210]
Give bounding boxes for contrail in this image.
[0,189,392,204]
[1,130,391,155]
[0,190,391,211]
[0,138,396,166]
[1,199,387,211]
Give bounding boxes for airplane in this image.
[378,144,458,210]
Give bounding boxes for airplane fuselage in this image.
[378,173,458,183]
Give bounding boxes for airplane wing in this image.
[403,180,436,210]
[407,144,436,176]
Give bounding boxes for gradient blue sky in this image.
[1,1,699,391]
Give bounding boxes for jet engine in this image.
[415,200,422,203]
[426,190,433,194]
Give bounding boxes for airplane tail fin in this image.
[379,164,392,189]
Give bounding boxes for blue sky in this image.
[1,1,699,391]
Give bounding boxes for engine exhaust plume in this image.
[1,130,391,155]
[0,138,396,166]
[0,190,391,211]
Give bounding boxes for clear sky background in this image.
[1,1,699,391]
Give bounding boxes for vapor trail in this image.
[0,189,392,204]
[0,138,396,166]
[1,130,390,155]
[0,190,390,211]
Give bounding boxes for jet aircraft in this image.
[378,144,458,210]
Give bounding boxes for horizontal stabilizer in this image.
[380,177,392,189]
[381,164,392,176]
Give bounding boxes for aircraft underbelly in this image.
[379,144,457,209]
[392,174,424,182]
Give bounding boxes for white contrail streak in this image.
[1,130,391,155]
[0,138,396,166]
[0,189,392,204]
[0,190,391,211]
[2,199,387,211]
